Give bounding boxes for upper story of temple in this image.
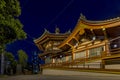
[58,14,120,51]
[34,27,71,58]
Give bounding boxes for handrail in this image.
[41,54,106,68]
[109,36,120,42]
[110,48,120,52]
[41,47,120,69]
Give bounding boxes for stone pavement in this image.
[0,73,120,80]
[42,69,120,76]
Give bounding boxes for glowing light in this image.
[92,36,96,40]
[114,44,117,48]
[60,55,62,58]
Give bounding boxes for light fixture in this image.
[92,36,96,40]
[44,56,47,58]
[60,55,62,58]
[113,44,117,48]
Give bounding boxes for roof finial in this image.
[80,13,86,20]
[44,28,50,33]
[55,26,60,34]
[67,29,71,33]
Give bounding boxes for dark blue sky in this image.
[6,0,120,61]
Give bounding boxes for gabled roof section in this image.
[58,14,120,49]
[80,13,120,26]
[34,28,71,44]
[34,28,71,51]
[34,28,50,43]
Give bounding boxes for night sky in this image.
[6,0,120,61]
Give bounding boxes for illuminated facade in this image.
[34,28,71,64]
[34,14,120,70]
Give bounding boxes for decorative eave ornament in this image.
[80,13,86,20]
[55,27,60,34]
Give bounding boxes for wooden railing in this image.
[41,49,120,69]
[41,51,108,68]
[110,48,120,55]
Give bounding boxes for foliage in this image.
[11,60,17,67]
[5,51,17,66]
[0,0,27,74]
[18,49,28,68]
[5,51,18,74]
[5,52,14,61]
[0,0,27,46]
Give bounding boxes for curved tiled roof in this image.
[34,28,71,51]
[80,13,120,25]
[58,14,120,49]
[34,28,71,43]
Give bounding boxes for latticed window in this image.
[68,55,72,61]
[61,57,66,62]
[75,51,86,59]
[45,57,52,63]
[89,46,104,57]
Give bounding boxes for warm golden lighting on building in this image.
[34,14,120,70]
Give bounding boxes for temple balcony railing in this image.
[44,54,118,67]
[41,51,108,68]
[109,48,120,55]
[41,36,120,68]
[41,51,119,68]
[109,36,120,55]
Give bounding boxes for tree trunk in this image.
[0,48,4,75]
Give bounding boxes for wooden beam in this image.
[66,43,75,61]
[90,29,95,35]
[102,27,108,40]
[73,37,79,43]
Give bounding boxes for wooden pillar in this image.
[72,48,75,60]
[90,29,96,38]
[66,43,75,61]
[52,58,55,63]
[102,28,108,40]
[66,56,68,62]
[85,45,89,61]
[101,60,105,69]
[105,40,110,56]
[102,27,110,56]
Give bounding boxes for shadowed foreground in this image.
[0,72,120,80]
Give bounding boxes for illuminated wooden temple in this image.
[34,28,71,63]
[34,14,120,70]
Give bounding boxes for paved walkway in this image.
[0,69,120,80]
[42,69,120,76]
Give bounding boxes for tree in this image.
[0,0,27,46]
[0,0,27,74]
[17,50,28,71]
[5,52,14,61]
[5,52,17,74]
[5,52,17,68]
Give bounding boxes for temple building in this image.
[34,27,71,64]
[34,14,120,70]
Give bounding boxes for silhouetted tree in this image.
[5,52,17,74]
[17,50,28,73]
[0,0,27,74]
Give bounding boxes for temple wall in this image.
[105,64,120,69]
[69,60,102,69]
[45,57,52,63]
[66,55,72,61]
[85,60,102,68]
